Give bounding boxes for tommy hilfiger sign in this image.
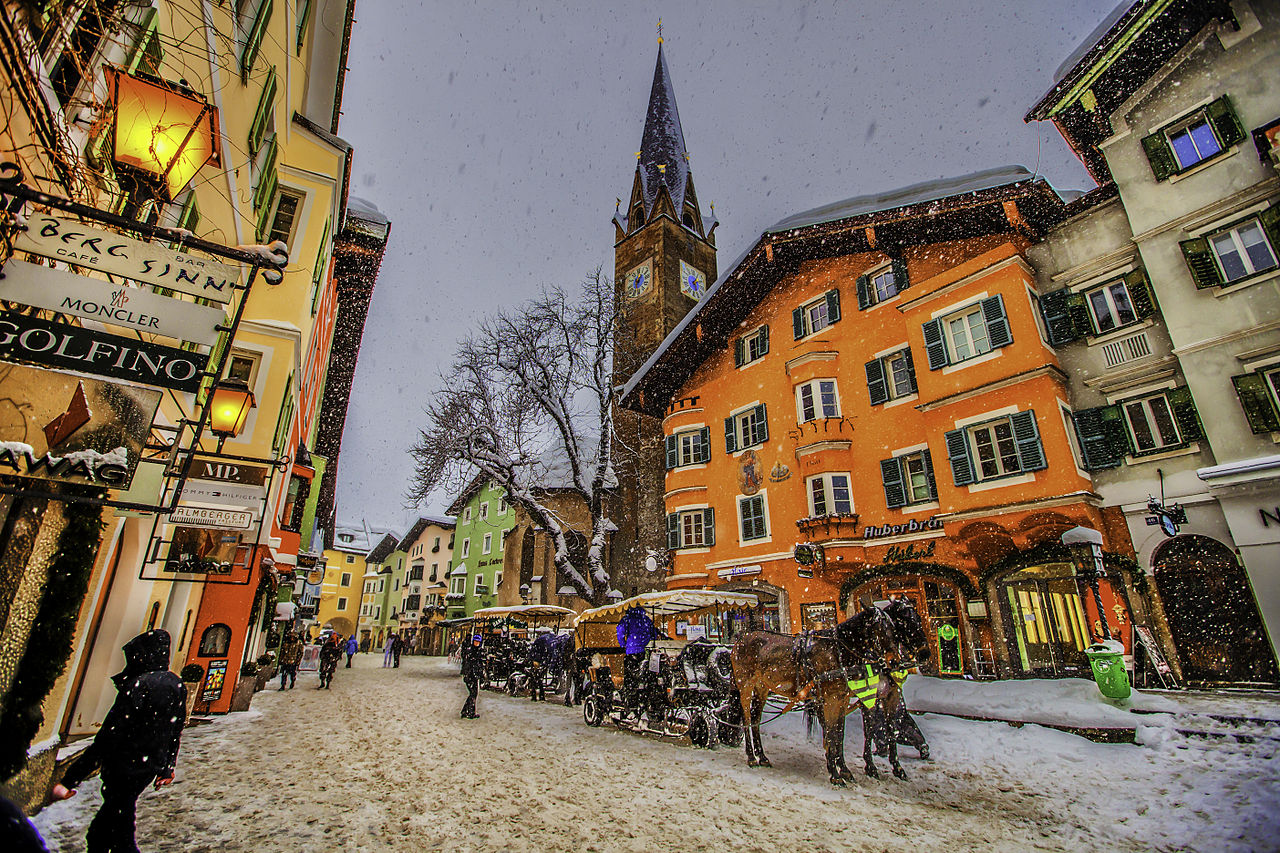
[14,213,240,303]
[0,260,226,344]
[0,311,208,393]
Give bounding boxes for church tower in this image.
[610,32,717,594]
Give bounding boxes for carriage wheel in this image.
[583,695,605,727]
[687,713,712,749]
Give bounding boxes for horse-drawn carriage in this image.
[573,589,757,748]
[470,604,575,696]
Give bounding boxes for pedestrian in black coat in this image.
[391,634,403,668]
[53,630,186,853]
[317,637,342,688]
[460,634,483,718]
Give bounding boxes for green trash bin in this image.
[1085,641,1131,700]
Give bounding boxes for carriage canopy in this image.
[573,590,758,625]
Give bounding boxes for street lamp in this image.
[106,67,220,202]
[208,377,255,450]
[519,583,531,604]
[1061,525,1112,641]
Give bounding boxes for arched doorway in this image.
[1153,535,1279,684]
[996,562,1091,677]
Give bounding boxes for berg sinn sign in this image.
[14,213,240,303]
[0,311,208,393]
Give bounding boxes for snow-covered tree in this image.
[407,270,619,604]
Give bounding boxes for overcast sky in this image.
[333,0,1119,534]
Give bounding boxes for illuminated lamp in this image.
[106,66,221,200]
[208,376,255,448]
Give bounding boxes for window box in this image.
[796,513,859,540]
[792,289,841,339]
[734,325,770,367]
[855,259,909,309]
[666,427,711,468]
[865,349,917,405]
[795,379,840,422]
[945,410,1046,485]
[880,450,937,508]
[666,507,715,549]
[1181,208,1280,289]
[1141,96,1245,181]
[922,295,1012,369]
[724,404,769,452]
[1071,388,1202,468]
[1232,367,1280,434]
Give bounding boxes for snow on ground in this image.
[33,656,1280,853]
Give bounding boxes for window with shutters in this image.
[880,451,936,508]
[923,295,1012,369]
[944,410,1047,486]
[266,188,303,250]
[1232,367,1280,434]
[737,494,769,542]
[724,404,768,452]
[1122,392,1185,453]
[666,508,715,549]
[239,0,274,80]
[667,427,710,468]
[735,325,769,367]
[1141,96,1245,181]
[856,259,909,310]
[1085,279,1138,334]
[1039,271,1156,345]
[865,349,916,406]
[807,473,852,517]
[795,379,839,422]
[1209,219,1278,284]
[792,289,841,339]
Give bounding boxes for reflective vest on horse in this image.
[846,665,880,708]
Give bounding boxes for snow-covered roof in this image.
[347,195,389,226]
[1053,1,1136,83]
[331,523,396,554]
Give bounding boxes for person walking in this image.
[382,634,395,668]
[460,634,483,718]
[391,633,403,668]
[345,634,358,667]
[278,632,302,689]
[51,630,185,853]
[317,636,342,689]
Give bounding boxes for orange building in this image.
[622,167,1140,680]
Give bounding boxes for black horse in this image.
[865,598,932,761]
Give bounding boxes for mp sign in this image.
[0,260,226,344]
[0,311,208,393]
[14,213,240,303]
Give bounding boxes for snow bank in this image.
[904,675,1179,728]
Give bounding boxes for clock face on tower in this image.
[625,261,652,298]
[680,260,707,300]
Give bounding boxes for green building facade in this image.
[446,478,515,618]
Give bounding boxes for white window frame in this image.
[1210,218,1278,284]
[795,379,840,423]
[450,576,465,595]
[676,429,704,466]
[806,473,852,517]
[497,497,507,514]
[463,507,472,524]
[732,406,767,449]
[884,351,914,400]
[677,508,708,547]
[743,326,768,363]
[1165,111,1223,171]
[1122,392,1183,453]
[737,492,770,543]
[461,538,470,558]
[340,572,351,586]
[480,501,489,520]
[473,574,485,595]
[943,305,993,363]
[482,533,492,554]
[804,296,832,336]
[899,452,933,504]
[1085,279,1138,335]
[967,417,1022,481]
[869,264,899,304]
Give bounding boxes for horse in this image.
[730,606,905,785]
[865,598,932,761]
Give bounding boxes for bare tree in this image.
[408,269,620,604]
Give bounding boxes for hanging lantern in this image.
[208,377,255,440]
[107,67,221,200]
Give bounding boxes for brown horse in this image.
[730,606,905,785]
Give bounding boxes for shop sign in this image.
[0,260,226,344]
[716,564,762,579]
[685,624,707,640]
[863,515,943,540]
[0,363,160,488]
[0,311,209,393]
[163,526,242,574]
[189,458,268,485]
[168,505,252,530]
[201,659,228,702]
[179,478,265,509]
[14,212,240,303]
[883,540,938,564]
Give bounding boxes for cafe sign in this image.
[0,260,226,344]
[716,564,762,579]
[863,515,944,540]
[0,310,208,393]
[14,213,240,303]
[0,362,160,488]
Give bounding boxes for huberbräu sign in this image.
[0,259,225,344]
[14,213,239,303]
[0,311,208,393]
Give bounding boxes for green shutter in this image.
[296,0,313,52]
[1009,410,1047,472]
[698,426,711,463]
[1205,95,1246,149]
[865,358,888,406]
[880,458,906,509]
[922,448,937,500]
[240,0,274,80]
[665,434,677,469]
[923,319,947,369]
[982,294,1013,349]
[1180,236,1224,288]
[1259,200,1280,260]
[891,257,909,292]
[944,428,974,486]
[856,274,872,310]
[248,67,278,156]
[125,8,161,75]
[724,416,737,453]
[1072,405,1128,470]
[1166,386,1203,442]
[753,403,768,443]
[702,507,715,546]
[903,347,917,394]
[1066,291,1092,337]
[734,337,745,367]
[252,134,278,212]
[272,372,294,454]
[1039,288,1081,345]
[1232,372,1280,434]
[825,288,841,324]
[759,324,769,356]
[1125,269,1156,320]
[666,513,680,550]
[792,307,805,339]
[312,215,332,312]
[1141,130,1177,181]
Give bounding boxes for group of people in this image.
[382,633,405,668]
[274,631,361,691]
